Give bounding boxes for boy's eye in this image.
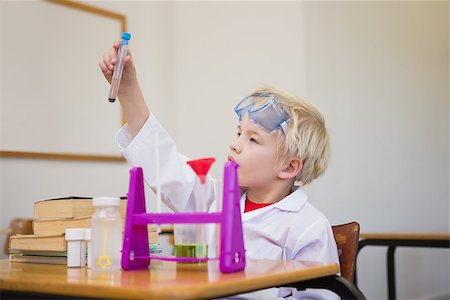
[237,132,241,137]
[250,138,258,143]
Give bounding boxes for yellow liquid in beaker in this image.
[174,244,208,259]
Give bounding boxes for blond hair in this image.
[248,85,330,185]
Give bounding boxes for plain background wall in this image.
[1,2,448,299]
[1,2,123,156]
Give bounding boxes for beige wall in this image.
[1,1,448,299]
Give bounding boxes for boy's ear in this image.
[278,157,303,180]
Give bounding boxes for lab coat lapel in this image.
[241,186,307,222]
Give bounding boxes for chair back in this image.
[332,221,360,283]
[3,218,33,256]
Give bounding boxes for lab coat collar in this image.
[241,185,308,221]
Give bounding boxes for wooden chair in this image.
[332,221,360,283]
[3,218,33,256]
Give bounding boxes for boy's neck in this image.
[246,181,294,204]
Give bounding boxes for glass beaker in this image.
[173,223,209,259]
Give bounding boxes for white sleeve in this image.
[292,218,340,265]
[115,114,216,213]
[290,219,341,300]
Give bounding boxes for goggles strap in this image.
[280,120,289,135]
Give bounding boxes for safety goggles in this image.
[234,93,291,135]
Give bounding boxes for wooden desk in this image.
[357,233,450,300]
[0,259,364,299]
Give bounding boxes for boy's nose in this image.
[230,140,241,154]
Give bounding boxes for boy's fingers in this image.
[104,41,130,70]
[108,48,117,65]
[99,60,109,73]
[123,49,133,65]
[99,60,106,71]
[103,53,114,70]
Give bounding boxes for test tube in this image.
[154,132,162,234]
[154,132,161,214]
[108,32,131,103]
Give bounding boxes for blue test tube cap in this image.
[122,32,131,40]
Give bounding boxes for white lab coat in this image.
[116,115,340,299]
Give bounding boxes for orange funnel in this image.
[186,158,216,184]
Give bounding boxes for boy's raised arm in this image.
[100,41,216,214]
[99,41,149,138]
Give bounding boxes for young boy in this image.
[99,42,339,299]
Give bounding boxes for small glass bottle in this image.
[91,197,122,272]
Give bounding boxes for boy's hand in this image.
[98,41,150,138]
[98,41,137,96]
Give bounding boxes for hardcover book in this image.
[33,196,127,219]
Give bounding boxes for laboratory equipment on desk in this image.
[65,228,88,267]
[108,32,131,103]
[91,197,122,272]
[173,158,215,260]
[85,228,92,268]
[121,158,246,273]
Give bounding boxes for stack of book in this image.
[9,197,158,264]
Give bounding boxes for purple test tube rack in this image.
[121,161,246,273]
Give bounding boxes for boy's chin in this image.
[238,171,260,188]
[236,177,248,188]
[238,183,249,189]
[237,179,252,189]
